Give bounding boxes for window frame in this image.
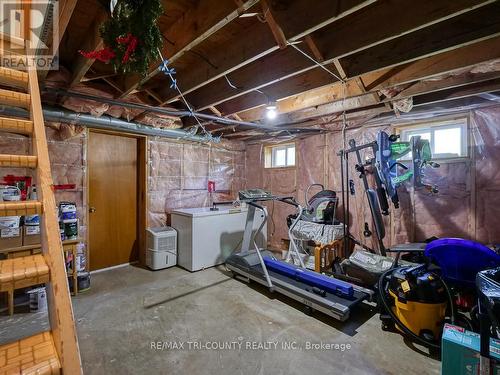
[264,142,296,169]
[395,116,469,162]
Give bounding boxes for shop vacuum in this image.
[378,264,454,350]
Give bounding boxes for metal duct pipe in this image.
[45,88,323,135]
[44,87,302,132]
[0,106,207,142]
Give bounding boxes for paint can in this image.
[63,219,78,240]
[27,287,47,312]
[76,242,86,271]
[0,185,21,201]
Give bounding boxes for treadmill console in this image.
[239,189,274,200]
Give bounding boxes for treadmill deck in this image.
[227,262,370,321]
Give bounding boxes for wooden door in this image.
[88,131,139,270]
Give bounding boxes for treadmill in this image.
[226,189,373,321]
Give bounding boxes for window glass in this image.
[399,119,467,159]
[434,127,461,157]
[265,143,296,168]
[274,148,286,167]
[287,146,295,166]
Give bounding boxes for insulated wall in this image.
[0,125,245,263]
[148,138,246,226]
[245,104,500,250]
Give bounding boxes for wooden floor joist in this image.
[0,154,37,168]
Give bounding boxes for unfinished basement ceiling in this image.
[45,0,500,140]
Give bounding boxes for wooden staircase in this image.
[0,28,83,375]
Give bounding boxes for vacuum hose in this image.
[377,266,456,350]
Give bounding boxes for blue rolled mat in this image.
[263,256,354,298]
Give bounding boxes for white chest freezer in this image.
[171,206,267,271]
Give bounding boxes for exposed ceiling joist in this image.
[275,72,500,126]
[119,0,260,98]
[339,2,500,77]
[260,0,287,49]
[236,37,500,122]
[69,12,106,87]
[156,0,375,105]
[39,0,78,80]
[179,0,497,112]
[214,4,500,116]
[413,78,500,106]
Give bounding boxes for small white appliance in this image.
[146,227,177,270]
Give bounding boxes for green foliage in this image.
[100,0,163,76]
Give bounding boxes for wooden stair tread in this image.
[0,331,60,375]
[0,117,33,135]
[0,67,28,90]
[0,201,43,217]
[0,88,30,109]
[0,254,49,291]
[0,154,37,168]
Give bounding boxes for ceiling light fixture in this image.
[266,101,277,120]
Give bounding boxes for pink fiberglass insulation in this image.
[245,104,500,250]
[148,138,245,227]
[472,105,500,244]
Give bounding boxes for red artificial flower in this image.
[79,47,116,63]
[116,33,139,64]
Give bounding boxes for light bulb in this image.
[266,102,277,120]
[266,108,277,120]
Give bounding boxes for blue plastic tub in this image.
[425,238,500,287]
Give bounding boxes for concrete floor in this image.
[0,265,440,375]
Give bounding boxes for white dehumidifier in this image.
[146,227,177,270]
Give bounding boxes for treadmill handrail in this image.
[288,205,306,268]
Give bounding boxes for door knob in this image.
[89,207,96,213]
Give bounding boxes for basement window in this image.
[398,118,468,159]
[264,143,296,168]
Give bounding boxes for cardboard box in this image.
[23,225,41,246]
[0,227,23,249]
[442,323,500,375]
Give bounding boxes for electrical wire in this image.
[157,49,220,143]
[288,41,345,83]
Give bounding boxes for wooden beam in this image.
[81,72,118,82]
[413,78,500,106]
[39,0,78,80]
[213,4,500,117]
[339,2,500,77]
[119,0,260,98]
[183,47,340,111]
[235,36,500,122]
[157,0,375,104]
[177,0,497,112]
[270,0,376,41]
[304,35,324,62]
[362,36,500,91]
[261,0,287,49]
[393,70,500,100]
[69,13,106,87]
[216,66,339,115]
[145,89,163,104]
[270,69,500,126]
